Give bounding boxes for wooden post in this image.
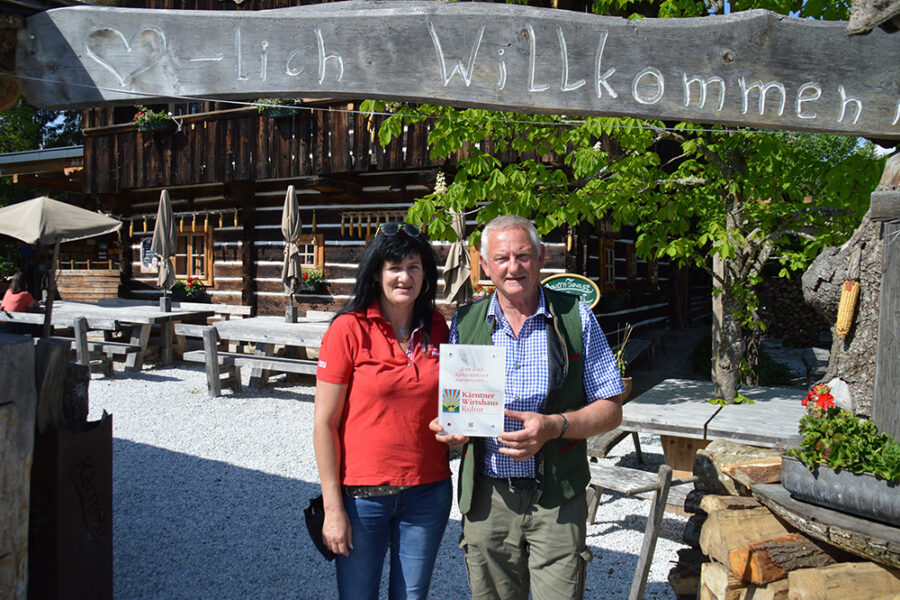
[201,326,222,397]
[73,316,89,367]
[0,335,37,600]
[870,153,900,439]
[230,182,257,313]
[629,464,673,600]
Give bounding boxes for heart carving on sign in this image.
[84,26,167,88]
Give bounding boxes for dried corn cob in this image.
[835,280,860,338]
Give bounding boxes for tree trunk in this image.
[714,291,744,402]
[801,210,882,416]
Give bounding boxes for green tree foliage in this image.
[364,0,889,401]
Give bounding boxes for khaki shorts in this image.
[460,477,592,600]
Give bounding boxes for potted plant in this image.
[171,276,210,302]
[472,284,495,301]
[133,106,173,131]
[299,267,324,291]
[254,98,299,118]
[782,384,900,524]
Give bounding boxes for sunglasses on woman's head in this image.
[377,223,425,239]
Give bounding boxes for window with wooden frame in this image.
[626,244,637,281]
[469,246,485,285]
[295,234,325,272]
[175,229,214,285]
[599,239,616,290]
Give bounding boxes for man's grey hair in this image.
[480,215,543,257]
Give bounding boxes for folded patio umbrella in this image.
[0,195,121,336]
[442,209,473,305]
[150,189,176,292]
[280,185,303,305]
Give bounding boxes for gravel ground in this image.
[87,365,688,600]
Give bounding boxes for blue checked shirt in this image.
[449,289,624,479]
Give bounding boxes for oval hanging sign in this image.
[541,273,601,309]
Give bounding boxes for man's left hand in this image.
[497,409,560,461]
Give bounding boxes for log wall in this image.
[56,270,121,302]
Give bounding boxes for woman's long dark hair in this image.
[10,272,27,294]
[335,226,439,338]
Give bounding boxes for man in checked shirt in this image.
[432,215,625,600]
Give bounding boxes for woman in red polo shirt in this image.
[1,272,39,334]
[313,222,450,600]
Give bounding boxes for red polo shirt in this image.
[316,302,450,487]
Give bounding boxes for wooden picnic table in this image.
[211,316,330,387]
[49,301,215,370]
[620,378,805,478]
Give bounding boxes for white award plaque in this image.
[438,344,506,437]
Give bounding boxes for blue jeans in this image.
[336,478,452,600]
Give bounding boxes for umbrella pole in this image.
[160,286,171,312]
[41,241,59,338]
[286,293,298,323]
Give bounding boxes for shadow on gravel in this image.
[112,439,331,599]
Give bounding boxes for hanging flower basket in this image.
[138,120,176,132]
[255,98,299,119]
[133,106,174,131]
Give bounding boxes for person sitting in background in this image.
[313,222,451,600]
[1,271,39,334]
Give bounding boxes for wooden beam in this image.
[873,153,900,440]
[15,3,900,139]
[11,173,83,192]
[0,335,36,600]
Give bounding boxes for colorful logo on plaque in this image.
[442,388,461,412]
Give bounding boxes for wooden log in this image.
[700,561,745,600]
[700,507,793,567]
[16,3,900,142]
[0,336,37,600]
[34,338,75,434]
[668,547,706,597]
[722,456,783,488]
[684,489,710,514]
[787,562,900,600]
[728,533,843,584]
[739,579,789,600]
[684,513,708,547]
[694,440,783,496]
[753,483,900,569]
[700,495,762,514]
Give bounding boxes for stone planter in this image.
[781,455,900,525]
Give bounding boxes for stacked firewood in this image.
[668,440,900,600]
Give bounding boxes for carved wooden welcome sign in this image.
[15,1,900,138]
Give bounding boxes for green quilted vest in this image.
[455,287,590,512]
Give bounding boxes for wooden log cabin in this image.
[2,0,711,342]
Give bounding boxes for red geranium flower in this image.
[816,393,835,409]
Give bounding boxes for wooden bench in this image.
[587,462,696,600]
[50,334,142,376]
[4,313,137,375]
[176,323,316,397]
